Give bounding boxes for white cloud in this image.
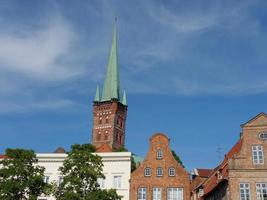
[0,99,82,114]
[0,17,82,81]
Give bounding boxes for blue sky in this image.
[1,0,267,170]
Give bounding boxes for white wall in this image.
[37,152,131,200]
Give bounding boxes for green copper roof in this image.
[122,90,127,105]
[94,85,100,102]
[101,23,120,101]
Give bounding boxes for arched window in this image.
[105,116,109,123]
[99,117,102,124]
[97,132,101,141]
[104,131,108,140]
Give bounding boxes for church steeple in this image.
[92,21,128,151]
[101,22,120,101]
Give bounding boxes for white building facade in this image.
[37,152,131,200]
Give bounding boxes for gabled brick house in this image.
[130,133,190,200]
[192,113,267,200]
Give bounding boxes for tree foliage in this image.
[171,150,185,168]
[55,143,121,200]
[0,148,52,200]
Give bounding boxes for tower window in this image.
[157,167,163,177]
[99,117,102,124]
[157,149,163,159]
[252,145,264,165]
[97,132,101,141]
[106,116,109,123]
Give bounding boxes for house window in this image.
[259,133,267,140]
[144,167,151,177]
[43,176,49,183]
[256,183,267,200]
[168,167,175,176]
[153,188,161,200]
[167,188,183,200]
[157,149,163,159]
[240,183,250,200]
[97,178,105,189]
[138,187,147,200]
[113,176,122,189]
[157,167,163,177]
[252,145,264,164]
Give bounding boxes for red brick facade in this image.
[191,112,267,200]
[92,99,127,150]
[130,133,190,200]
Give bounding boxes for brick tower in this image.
[92,23,127,151]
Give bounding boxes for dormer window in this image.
[198,189,204,198]
[252,145,264,165]
[156,149,163,160]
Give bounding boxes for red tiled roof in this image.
[96,143,112,153]
[0,154,7,159]
[196,169,213,177]
[202,138,243,196]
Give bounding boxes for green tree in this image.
[55,144,121,200]
[171,150,185,168]
[0,148,52,200]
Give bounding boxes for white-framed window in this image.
[252,145,264,164]
[153,188,162,200]
[256,183,267,200]
[167,188,183,200]
[43,176,49,183]
[113,175,122,189]
[157,149,163,159]
[259,132,267,140]
[144,167,151,177]
[157,167,163,177]
[138,187,147,200]
[168,167,175,176]
[240,183,250,200]
[97,177,105,189]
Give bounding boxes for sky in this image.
[0,0,267,170]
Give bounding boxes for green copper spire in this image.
[101,21,120,101]
[94,85,100,102]
[122,90,127,106]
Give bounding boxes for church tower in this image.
[92,23,127,151]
